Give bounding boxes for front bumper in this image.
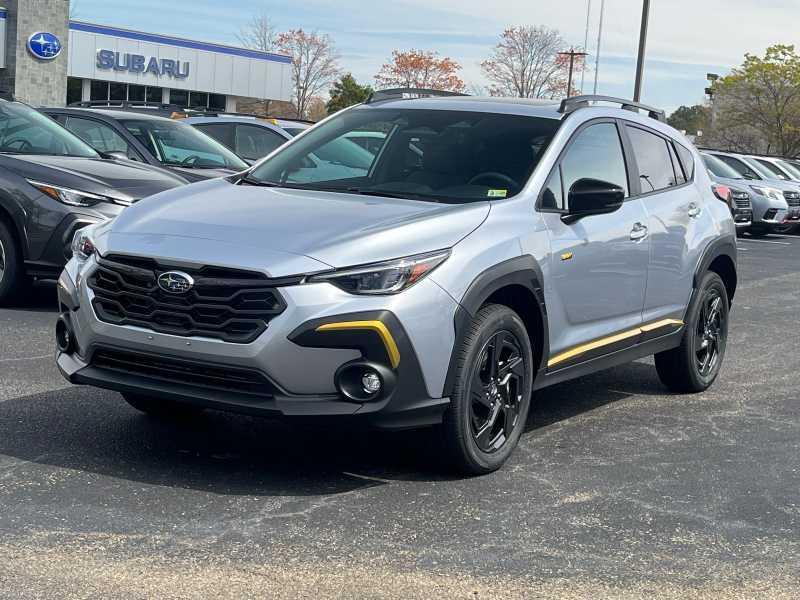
[56,258,457,430]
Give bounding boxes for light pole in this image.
[580,0,592,93]
[593,0,606,94]
[559,48,589,98]
[633,0,651,102]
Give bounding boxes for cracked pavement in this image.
[0,234,798,598]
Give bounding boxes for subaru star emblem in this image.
[27,32,63,61]
[157,271,194,294]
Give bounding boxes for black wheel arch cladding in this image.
[443,255,548,398]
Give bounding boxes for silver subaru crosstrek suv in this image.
[56,92,737,474]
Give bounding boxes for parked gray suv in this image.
[55,92,737,474]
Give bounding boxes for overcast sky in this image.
[73,0,797,114]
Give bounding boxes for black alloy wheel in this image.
[469,331,526,453]
[441,303,534,475]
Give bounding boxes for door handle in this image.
[688,203,702,218]
[630,222,648,241]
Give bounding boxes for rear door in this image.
[623,124,705,325]
[540,120,650,368]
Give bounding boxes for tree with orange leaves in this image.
[375,50,466,93]
[276,29,340,119]
[482,26,581,99]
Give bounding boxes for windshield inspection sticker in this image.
[487,189,508,198]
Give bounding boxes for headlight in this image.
[749,185,783,201]
[27,180,129,207]
[70,228,96,261]
[308,250,450,295]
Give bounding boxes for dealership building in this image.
[0,1,293,110]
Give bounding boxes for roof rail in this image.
[365,87,469,104]
[68,100,183,110]
[559,95,666,122]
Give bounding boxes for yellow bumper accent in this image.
[315,320,401,369]
[548,318,684,368]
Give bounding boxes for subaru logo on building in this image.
[157,271,194,294]
[27,32,63,61]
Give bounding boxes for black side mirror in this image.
[743,171,757,180]
[564,178,625,223]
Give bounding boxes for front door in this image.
[540,120,650,369]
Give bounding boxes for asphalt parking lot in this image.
[1,234,798,599]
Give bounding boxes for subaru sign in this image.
[96,50,190,79]
[27,32,62,60]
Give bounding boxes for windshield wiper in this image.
[238,175,283,187]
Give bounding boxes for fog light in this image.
[361,371,382,394]
[55,314,74,354]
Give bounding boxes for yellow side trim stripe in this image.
[316,321,401,369]
[548,318,684,368]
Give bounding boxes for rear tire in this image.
[123,393,204,419]
[440,304,534,475]
[0,220,26,306]
[655,272,729,393]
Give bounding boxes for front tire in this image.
[655,272,729,393]
[441,304,534,475]
[0,220,25,306]
[123,393,204,419]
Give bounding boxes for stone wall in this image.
[0,0,70,106]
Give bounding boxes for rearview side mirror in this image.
[564,178,625,223]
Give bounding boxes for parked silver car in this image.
[56,92,737,474]
[704,151,792,236]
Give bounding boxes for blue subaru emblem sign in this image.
[157,271,194,294]
[27,32,63,60]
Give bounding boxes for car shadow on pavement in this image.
[0,360,669,495]
[3,281,59,313]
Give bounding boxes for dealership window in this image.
[128,85,146,102]
[189,92,208,109]
[86,80,163,104]
[169,89,189,106]
[66,78,83,105]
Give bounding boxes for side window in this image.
[625,125,679,192]
[64,116,138,159]
[675,143,695,180]
[193,123,235,150]
[560,122,629,203]
[668,143,687,185]
[541,167,564,210]
[235,125,287,161]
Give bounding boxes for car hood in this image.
[103,178,490,276]
[711,174,791,206]
[5,154,187,200]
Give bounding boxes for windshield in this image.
[121,119,247,170]
[754,158,791,180]
[742,157,782,180]
[285,127,308,137]
[247,108,560,203]
[702,154,742,179]
[776,159,800,180]
[0,102,98,157]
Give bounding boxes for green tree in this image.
[711,44,800,155]
[667,105,710,135]
[326,73,373,114]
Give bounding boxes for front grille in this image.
[731,191,751,209]
[92,347,277,397]
[88,255,289,343]
[783,191,800,207]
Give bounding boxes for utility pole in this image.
[593,0,606,94]
[559,48,589,98]
[633,0,651,102]
[580,0,592,93]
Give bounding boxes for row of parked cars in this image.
[0,100,325,303]
[700,150,800,237]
